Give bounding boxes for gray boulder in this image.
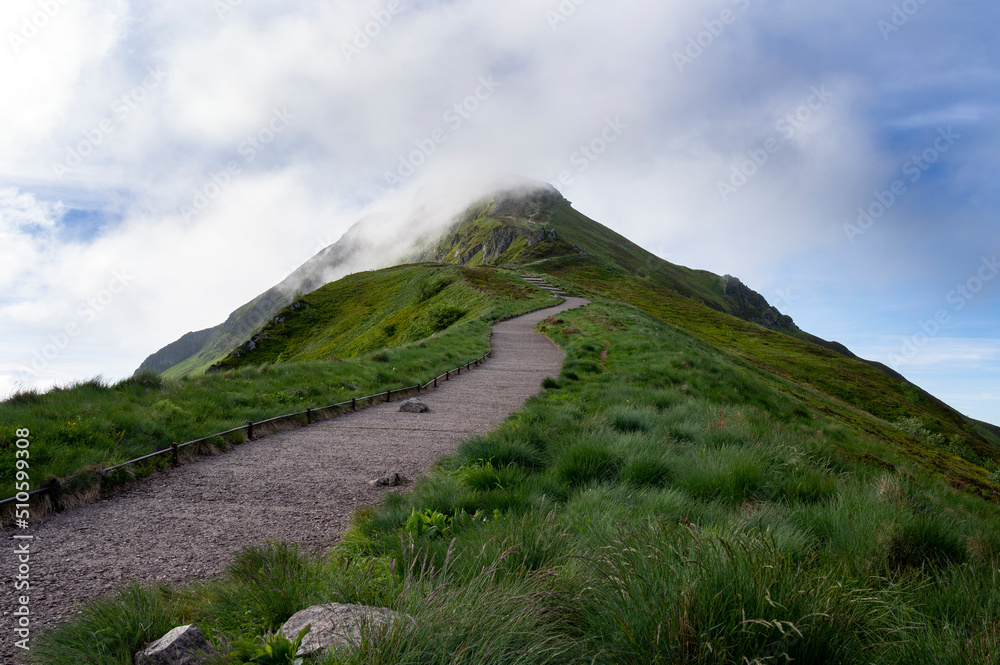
[135,624,217,665]
[280,603,414,656]
[399,398,429,413]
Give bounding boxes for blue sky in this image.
[0,0,997,425]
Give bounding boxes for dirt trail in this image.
[0,296,588,661]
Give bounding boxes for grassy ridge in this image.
[534,254,1000,484]
[36,299,1000,664]
[211,264,546,371]
[543,198,730,310]
[0,265,557,505]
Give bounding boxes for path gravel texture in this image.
[0,296,588,662]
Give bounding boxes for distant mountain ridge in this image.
[138,212,413,377]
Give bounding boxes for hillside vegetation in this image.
[15,183,1000,664]
[0,265,556,507]
[210,264,545,371]
[36,298,1000,664]
[406,188,999,471]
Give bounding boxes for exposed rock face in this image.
[481,226,521,263]
[280,603,415,656]
[399,398,430,413]
[135,624,217,665]
[721,275,796,331]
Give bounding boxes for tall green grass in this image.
[30,299,1000,664]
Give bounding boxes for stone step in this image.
[519,275,570,298]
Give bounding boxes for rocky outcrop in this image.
[279,603,415,656]
[135,624,217,665]
[481,226,521,263]
[721,275,796,331]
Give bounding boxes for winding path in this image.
[1,296,589,661]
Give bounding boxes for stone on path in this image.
[135,624,217,665]
[280,603,415,656]
[369,472,408,487]
[399,398,429,413]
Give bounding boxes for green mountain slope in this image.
[0,264,556,506]
[139,178,997,473]
[142,181,788,378]
[399,183,999,458]
[145,214,401,379]
[40,294,1000,665]
[21,182,1000,665]
[209,264,556,372]
[537,255,1000,483]
[409,185,796,331]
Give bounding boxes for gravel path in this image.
[0,296,588,661]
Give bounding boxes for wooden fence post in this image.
[248,421,254,440]
[171,442,178,467]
